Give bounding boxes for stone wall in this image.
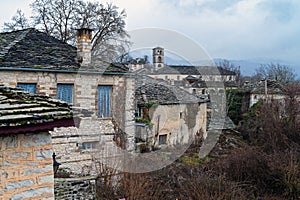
[54,177,96,200]
[50,118,128,176]
[0,70,135,117]
[149,102,207,147]
[0,132,54,200]
[0,69,137,176]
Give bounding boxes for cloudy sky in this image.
[1,0,299,74]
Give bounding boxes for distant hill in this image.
[125,50,299,77]
[214,58,300,77]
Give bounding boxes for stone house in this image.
[0,85,75,200]
[0,28,136,175]
[135,76,207,150]
[249,79,286,107]
[131,47,237,96]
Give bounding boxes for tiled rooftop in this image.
[251,79,285,94]
[135,76,207,105]
[0,29,128,73]
[152,65,236,76]
[0,85,76,134]
[0,28,79,70]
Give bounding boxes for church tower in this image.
[152,47,164,70]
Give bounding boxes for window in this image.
[159,134,167,145]
[98,85,112,118]
[180,112,183,119]
[158,56,162,62]
[17,83,36,94]
[82,141,99,150]
[57,84,73,103]
[135,106,142,118]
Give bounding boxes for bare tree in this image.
[255,63,296,84]
[2,0,130,63]
[30,0,80,43]
[216,59,241,86]
[3,9,31,31]
[30,0,130,63]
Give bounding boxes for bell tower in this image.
[152,47,164,70]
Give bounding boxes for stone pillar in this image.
[124,75,136,151]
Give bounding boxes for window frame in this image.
[98,85,112,118]
[82,141,99,151]
[57,83,74,104]
[17,83,37,94]
[158,134,168,145]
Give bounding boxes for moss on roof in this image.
[0,85,73,127]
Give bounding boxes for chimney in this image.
[77,27,93,66]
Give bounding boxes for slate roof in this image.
[135,76,207,105]
[251,80,285,94]
[151,65,236,76]
[0,28,128,73]
[0,85,79,135]
[185,75,198,81]
[0,28,79,70]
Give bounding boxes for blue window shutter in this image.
[57,84,73,103]
[17,83,36,94]
[98,85,111,118]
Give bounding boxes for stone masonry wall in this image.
[0,69,136,153]
[51,118,126,176]
[0,69,136,175]
[54,177,96,200]
[0,132,54,200]
[150,102,207,147]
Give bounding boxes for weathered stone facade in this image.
[50,118,124,176]
[0,69,136,175]
[150,103,207,147]
[0,132,54,200]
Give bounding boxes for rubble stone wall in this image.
[54,177,96,200]
[50,118,126,176]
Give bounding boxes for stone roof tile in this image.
[152,65,236,76]
[0,29,128,73]
[0,85,78,134]
[135,76,207,105]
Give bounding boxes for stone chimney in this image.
[77,27,93,66]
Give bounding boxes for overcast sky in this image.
[1,0,299,72]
